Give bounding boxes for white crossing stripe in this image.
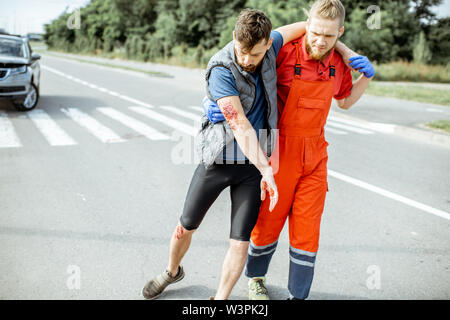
[160,106,201,121]
[61,108,126,143]
[189,106,204,113]
[327,120,374,134]
[96,107,169,140]
[325,125,348,135]
[27,109,77,146]
[129,106,198,137]
[328,116,396,134]
[0,112,22,148]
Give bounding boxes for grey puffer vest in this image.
[195,40,278,168]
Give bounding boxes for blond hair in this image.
[309,0,345,27]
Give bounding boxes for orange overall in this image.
[246,40,335,299]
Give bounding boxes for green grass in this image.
[371,61,450,83]
[365,81,450,106]
[426,120,450,133]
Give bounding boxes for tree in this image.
[342,1,419,63]
[413,31,432,64]
[42,0,448,66]
[218,0,309,47]
[427,17,450,64]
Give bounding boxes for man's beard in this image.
[305,34,337,61]
[234,46,263,73]
[238,62,258,73]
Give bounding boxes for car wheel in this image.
[14,83,39,112]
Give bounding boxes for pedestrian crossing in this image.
[97,107,170,140]
[325,119,374,135]
[61,107,125,143]
[0,112,22,148]
[28,109,77,146]
[0,106,382,149]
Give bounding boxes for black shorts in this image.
[179,162,262,241]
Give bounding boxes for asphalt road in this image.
[0,54,449,300]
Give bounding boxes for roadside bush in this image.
[145,34,165,61]
[362,61,450,83]
[413,32,432,65]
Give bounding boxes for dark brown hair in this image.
[234,9,272,51]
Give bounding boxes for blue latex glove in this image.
[349,56,375,78]
[202,96,225,124]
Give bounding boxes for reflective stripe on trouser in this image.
[289,245,316,299]
[245,240,278,277]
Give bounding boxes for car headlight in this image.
[10,65,27,75]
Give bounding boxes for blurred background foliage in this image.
[43,0,450,82]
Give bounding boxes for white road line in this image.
[328,116,396,134]
[108,91,120,97]
[97,107,169,140]
[61,108,126,143]
[426,108,443,113]
[117,94,154,108]
[41,65,66,77]
[327,120,374,134]
[27,109,77,146]
[325,125,348,135]
[328,169,450,221]
[160,106,200,121]
[129,106,198,137]
[41,65,154,109]
[189,106,204,113]
[0,112,22,148]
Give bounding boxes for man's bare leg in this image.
[166,222,195,276]
[215,239,249,300]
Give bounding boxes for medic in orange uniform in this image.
[245,0,375,300]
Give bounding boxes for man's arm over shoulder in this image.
[335,54,375,110]
[332,53,353,108]
[275,21,307,46]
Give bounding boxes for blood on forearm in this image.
[218,97,271,174]
[220,100,239,130]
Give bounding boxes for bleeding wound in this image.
[175,225,185,240]
[221,101,238,130]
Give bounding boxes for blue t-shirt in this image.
[208,30,283,161]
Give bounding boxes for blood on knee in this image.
[175,225,186,240]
